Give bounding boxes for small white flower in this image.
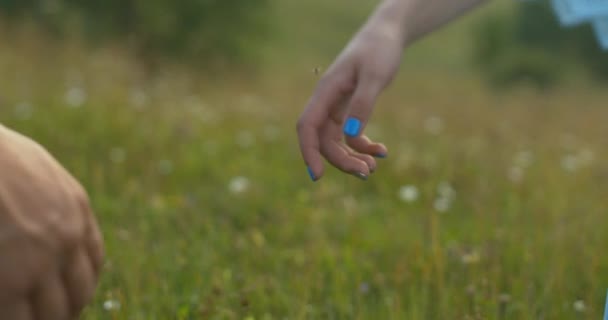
[229,176,250,194]
[424,116,443,135]
[103,299,121,311]
[437,181,455,199]
[573,300,585,313]
[399,185,419,203]
[433,197,451,213]
[65,87,87,108]
[561,154,579,172]
[508,166,524,183]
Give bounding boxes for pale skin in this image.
[297,0,487,181]
[0,124,104,320]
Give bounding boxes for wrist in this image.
[367,0,414,48]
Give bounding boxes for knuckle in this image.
[351,94,373,111]
[332,153,358,173]
[333,78,355,94]
[75,190,91,213]
[295,117,306,133]
[360,154,375,164]
[319,70,353,94]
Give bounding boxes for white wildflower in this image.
[434,197,451,213]
[399,185,419,203]
[573,300,586,313]
[103,299,121,311]
[508,166,524,183]
[65,86,87,108]
[229,176,250,194]
[437,181,455,199]
[561,154,579,172]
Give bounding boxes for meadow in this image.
[1,1,608,319]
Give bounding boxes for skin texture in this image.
[0,124,104,320]
[297,0,487,181]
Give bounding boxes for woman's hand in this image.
[296,0,486,181]
[0,124,104,319]
[296,14,404,181]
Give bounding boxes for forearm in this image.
[365,0,488,47]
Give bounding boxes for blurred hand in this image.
[0,124,104,320]
[296,16,405,181]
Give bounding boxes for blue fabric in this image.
[604,288,608,320]
[550,0,608,49]
[552,0,590,25]
[592,18,608,49]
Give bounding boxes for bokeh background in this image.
[1,1,608,319]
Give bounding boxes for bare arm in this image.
[373,0,488,47]
[297,0,487,181]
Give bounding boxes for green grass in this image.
[1,1,608,319]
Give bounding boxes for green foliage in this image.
[2,55,608,319]
[0,0,273,67]
[473,1,608,88]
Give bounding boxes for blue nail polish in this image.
[343,117,361,137]
[375,153,387,159]
[307,166,317,181]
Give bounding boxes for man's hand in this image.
[0,124,104,320]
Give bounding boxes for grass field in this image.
[1,1,608,319]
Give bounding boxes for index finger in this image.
[296,78,349,181]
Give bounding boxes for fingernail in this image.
[375,153,387,159]
[343,117,361,137]
[307,166,317,182]
[353,172,368,181]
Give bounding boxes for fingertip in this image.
[306,164,324,182]
[371,142,388,158]
[307,166,318,182]
[350,152,376,173]
[350,159,372,178]
[352,172,369,181]
[346,136,388,159]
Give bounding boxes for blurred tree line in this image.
[0,0,272,69]
[473,1,608,88]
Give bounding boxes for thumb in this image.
[342,76,383,138]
